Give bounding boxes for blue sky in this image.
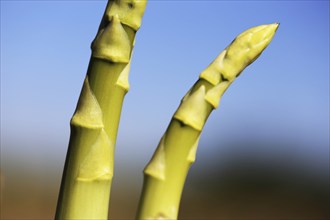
[1,1,329,180]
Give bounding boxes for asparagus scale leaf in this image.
[55,1,147,219]
[136,23,279,220]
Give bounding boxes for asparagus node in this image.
[136,23,279,220]
[55,1,147,219]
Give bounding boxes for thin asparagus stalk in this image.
[55,1,147,219]
[136,23,279,220]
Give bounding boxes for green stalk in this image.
[55,1,147,219]
[136,23,279,220]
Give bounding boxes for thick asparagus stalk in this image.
[55,1,147,219]
[136,23,279,220]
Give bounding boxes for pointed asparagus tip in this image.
[272,22,280,31]
[275,22,280,30]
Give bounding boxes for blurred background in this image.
[1,1,329,219]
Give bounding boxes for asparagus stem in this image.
[55,1,147,219]
[136,23,279,220]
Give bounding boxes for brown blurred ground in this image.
[1,153,329,220]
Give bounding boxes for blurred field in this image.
[1,141,328,220]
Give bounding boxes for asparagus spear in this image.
[136,23,279,220]
[55,1,147,219]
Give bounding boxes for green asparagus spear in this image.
[55,1,147,219]
[136,23,279,220]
